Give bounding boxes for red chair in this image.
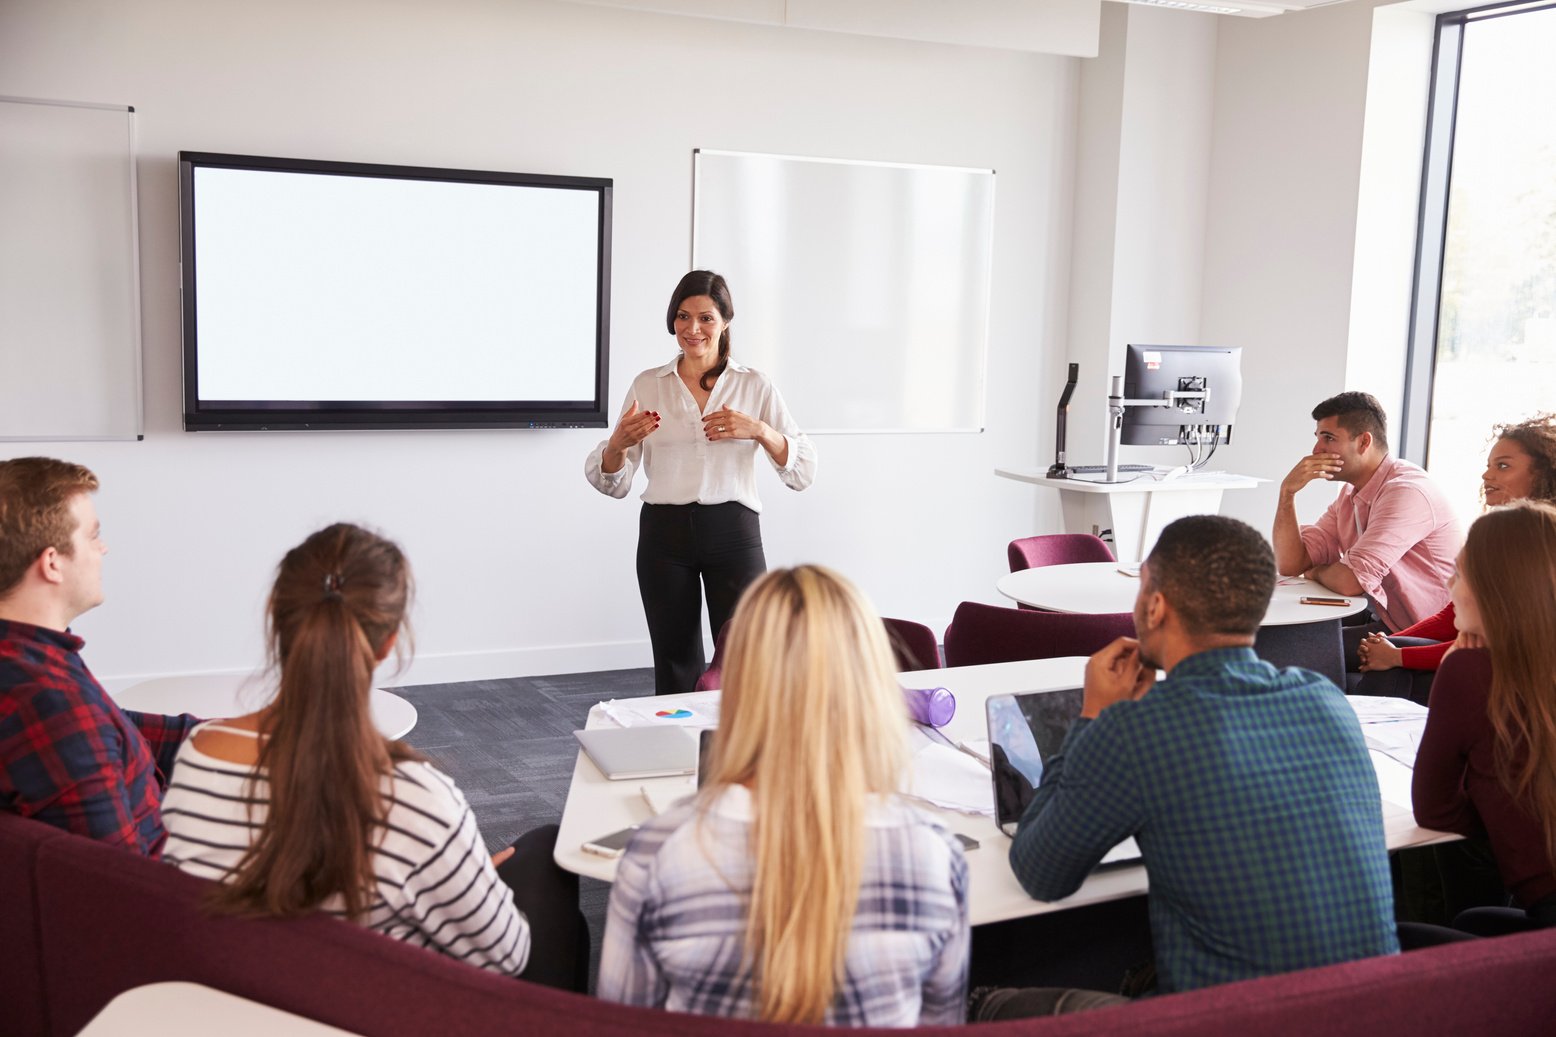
[1007,533,1115,573]
[696,616,941,690]
[942,601,1134,668]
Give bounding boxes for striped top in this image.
[161,722,529,976]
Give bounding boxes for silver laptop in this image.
[573,726,699,780]
[986,689,1142,866]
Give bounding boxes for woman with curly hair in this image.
[1357,414,1556,702]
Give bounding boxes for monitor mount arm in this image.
[1102,375,1210,483]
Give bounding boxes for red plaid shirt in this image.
[0,618,197,855]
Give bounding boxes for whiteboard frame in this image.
[691,148,994,435]
[0,95,144,442]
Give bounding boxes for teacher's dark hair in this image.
[1145,515,1275,637]
[209,522,419,921]
[666,270,734,392]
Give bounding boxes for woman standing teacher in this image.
[585,271,816,695]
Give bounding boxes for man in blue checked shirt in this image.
[1009,515,1398,1000]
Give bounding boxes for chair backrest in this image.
[1007,533,1115,573]
[942,601,1135,668]
[882,617,941,672]
[697,617,941,690]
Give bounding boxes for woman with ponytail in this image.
[1413,500,1556,933]
[597,565,969,1025]
[161,524,587,988]
[586,271,816,695]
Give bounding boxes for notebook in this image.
[986,689,1142,866]
[573,725,699,780]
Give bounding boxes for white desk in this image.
[77,982,358,1036]
[997,562,1370,626]
[996,466,1264,562]
[554,657,1451,928]
[112,674,418,741]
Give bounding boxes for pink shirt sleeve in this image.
[1344,483,1444,598]
[1298,495,1345,568]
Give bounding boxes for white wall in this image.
[1199,0,1389,528]
[0,0,1078,687]
[1064,4,1220,465]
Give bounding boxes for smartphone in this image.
[1299,596,1350,606]
[581,825,640,859]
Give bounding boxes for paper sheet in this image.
[599,691,721,729]
[905,743,995,816]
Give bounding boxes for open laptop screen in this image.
[986,689,1142,866]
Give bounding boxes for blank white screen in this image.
[193,167,600,402]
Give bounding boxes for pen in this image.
[1299,596,1350,606]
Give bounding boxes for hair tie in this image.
[323,572,345,601]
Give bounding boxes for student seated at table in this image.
[983,516,1397,1019]
[1358,413,1556,703]
[597,565,969,1026]
[1413,500,1556,934]
[1272,391,1462,663]
[160,523,588,990]
[0,457,197,855]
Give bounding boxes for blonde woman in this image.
[1413,500,1556,932]
[597,565,969,1025]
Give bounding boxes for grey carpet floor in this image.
[395,666,656,988]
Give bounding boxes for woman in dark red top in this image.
[1412,500,1556,932]
[1358,414,1556,702]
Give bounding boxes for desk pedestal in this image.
[996,467,1263,562]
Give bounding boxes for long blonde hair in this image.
[701,565,909,1025]
[1461,501,1556,871]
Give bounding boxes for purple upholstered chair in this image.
[942,601,1135,668]
[883,617,942,672]
[696,616,941,690]
[1007,533,1116,573]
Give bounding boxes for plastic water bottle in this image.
[902,686,956,728]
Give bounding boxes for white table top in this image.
[112,674,418,741]
[995,466,1264,494]
[77,982,358,1035]
[554,656,1450,927]
[997,562,1370,627]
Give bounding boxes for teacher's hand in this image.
[602,401,659,472]
[703,405,767,443]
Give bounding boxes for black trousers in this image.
[495,824,590,992]
[637,502,766,696]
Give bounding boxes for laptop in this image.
[986,688,1142,866]
[573,725,699,780]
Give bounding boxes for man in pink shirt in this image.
[1272,392,1463,654]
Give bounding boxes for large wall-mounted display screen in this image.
[179,151,612,431]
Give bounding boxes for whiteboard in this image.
[692,149,994,434]
[0,97,142,441]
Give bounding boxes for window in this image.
[1402,1,1556,527]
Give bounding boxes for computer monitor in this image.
[1120,344,1242,448]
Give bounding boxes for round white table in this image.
[997,562,1369,625]
[113,674,418,740]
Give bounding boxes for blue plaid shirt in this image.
[598,785,969,1026]
[1010,646,1399,992]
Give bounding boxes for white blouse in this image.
[584,357,816,512]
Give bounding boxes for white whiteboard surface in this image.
[0,97,142,441]
[692,149,994,434]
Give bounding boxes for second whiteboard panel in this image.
[692,149,994,434]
